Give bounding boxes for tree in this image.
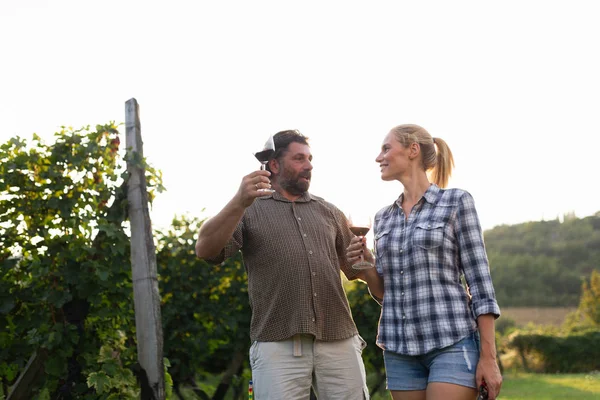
[578,270,600,326]
[156,215,252,400]
[0,125,164,398]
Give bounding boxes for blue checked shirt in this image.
[374,184,500,356]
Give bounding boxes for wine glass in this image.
[348,214,374,270]
[254,135,275,171]
[254,135,275,192]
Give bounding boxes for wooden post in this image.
[125,98,165,399]
[6,350,48,400]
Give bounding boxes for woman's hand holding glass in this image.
[346,235,375,270]
[347,214,374,269]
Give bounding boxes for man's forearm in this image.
[195,197,246,258]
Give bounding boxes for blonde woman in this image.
[347,124,502,400]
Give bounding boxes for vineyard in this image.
[1,124,599,399]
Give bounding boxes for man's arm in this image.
[195,170,271,259]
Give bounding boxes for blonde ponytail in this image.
[390,124,455,188]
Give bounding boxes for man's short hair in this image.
[266,130,310,173]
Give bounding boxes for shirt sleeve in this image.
[332,206,361,281]
[455,192,501,319]
[370,212,384,304]
[201,218,244,265]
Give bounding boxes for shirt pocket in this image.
[374,228,391,258]
[413,221,445,250]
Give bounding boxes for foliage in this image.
[496,316,517,335]
[86,331,139,399]
[485,215,600,307]
[156,215,252,399]
[345,281,386,396]
[0,125,163,398]
[578,269,600,325]
[507,328,600,373]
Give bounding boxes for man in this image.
[195,130,377,399]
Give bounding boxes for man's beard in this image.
[279,168,311,195]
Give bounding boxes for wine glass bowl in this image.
[254,135,276,192]
[348,214,374,270]
[254,135,275,171]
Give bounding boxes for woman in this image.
[348,124,502,400]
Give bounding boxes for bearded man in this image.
[196,130,378,399]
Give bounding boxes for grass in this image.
[495,372,600,400]
[180,372,600,399]
[370,373,600,399]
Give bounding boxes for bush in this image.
[508,329,600,373]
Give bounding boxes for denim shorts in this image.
[383,332,480,391]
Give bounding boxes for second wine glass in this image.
[348,214,374,270]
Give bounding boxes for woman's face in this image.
[375,131,410,181]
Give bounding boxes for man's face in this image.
[274,142,313,195]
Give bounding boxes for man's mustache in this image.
[299,172,311,180]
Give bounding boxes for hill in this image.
[484,212,600,307]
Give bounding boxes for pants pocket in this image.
[356,335,367,352]
[249,341,258,369]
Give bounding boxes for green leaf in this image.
[34,388,51,400]
[96,269,110,281]
[0,297,15,314]
[45,355,65,377]
[87,371,110,394]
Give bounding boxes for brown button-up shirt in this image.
[206,191,361,342]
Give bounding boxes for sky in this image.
[1,0,599,236]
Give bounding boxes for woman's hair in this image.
[389,124,455,188]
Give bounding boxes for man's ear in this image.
[269,158,280,174]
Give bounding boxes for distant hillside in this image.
[484,212,600,307]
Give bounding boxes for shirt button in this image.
[428,224,431,228]
[400,249,403,253]
[303,233,307,237]
[402,315,406,319]
[312,318,315,322]
[298,217,302,221]
[312,272,316,276]
[313,293,317,297]
[400,270,404,274]
[401,292,405,296]
[308,250,313,255]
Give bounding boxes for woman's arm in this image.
[347,236,384,300]
[476,314,502,400]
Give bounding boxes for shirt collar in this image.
[394,183,441,208]
[259,190,314,203]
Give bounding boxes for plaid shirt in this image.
[374,184,500,355]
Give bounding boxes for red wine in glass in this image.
[349,226,370,237]
[254,149,275,168]
[254,135,275,171]
[348,214,374,270]
[254,135,276,192]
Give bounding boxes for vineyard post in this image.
[125,98,165,399]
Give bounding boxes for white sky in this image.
[1,0,599,235]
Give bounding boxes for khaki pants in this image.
[249,334,369,400]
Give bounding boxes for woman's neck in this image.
[400,173,431,205]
